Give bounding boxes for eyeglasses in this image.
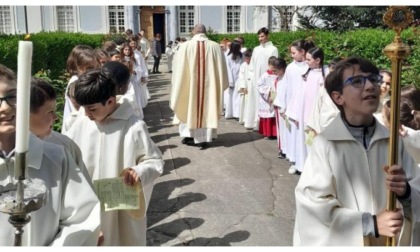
[0,95,17,107]
[343,74,383,88]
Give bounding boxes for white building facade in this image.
[0,5,299,43]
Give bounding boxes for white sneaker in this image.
[288,165,297,175]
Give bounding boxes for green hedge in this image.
[0,32,105,79]
[208,28,420,87]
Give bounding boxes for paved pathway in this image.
[143,59,300,246]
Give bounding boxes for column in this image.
[167,6,177,43]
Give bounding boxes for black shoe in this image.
[181,137,194,145]
[197,142,208,150]
[295,171,302,175]
[168,71,172,73]
[156,71,162,74]
[278,151,286,159]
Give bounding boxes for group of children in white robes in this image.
[0,37,163,245]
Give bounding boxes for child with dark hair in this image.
[383,85,420,170]
[0,65,100,245]
[64,69,163,246]
[64,45,100,127]
[165,41,174,73]
[94,48,110,66]
[102,61,143,119]
[294,56,420,246]
[224,40,244,119]
[257,56,285,139]
[30,77,92,184]
[108,49,121,61]
[287,47,326,171]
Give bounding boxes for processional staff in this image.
[382,6,414,247]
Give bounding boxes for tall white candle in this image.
[16,41,32,153]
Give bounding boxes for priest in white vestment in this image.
[170,24,228,149]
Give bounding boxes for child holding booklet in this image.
[64,68,164,246]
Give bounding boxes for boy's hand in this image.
[121,168,139,187]
[399,125,408,137]
[376,208,404,237]
[97,231,104,246]
[384,165,407,197]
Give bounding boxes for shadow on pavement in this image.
[147,217,205,246]
[162,157,191,176]
[158,144,177,155]
[205,131,264,149]
[147,178,206,227]
[151,132,179,144]
[174,230,251,246]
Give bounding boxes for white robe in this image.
[401,126,420,170]
[294,114,420,246]
[64,96,164,246]
[170,33,228,143]
[273,77,287,152]
[139,38,151,59]
[165,46,174,71]
[249,41,278,130]
[0,134,100,246]
[224,54,243,119]
[44,130,92,184]
[124,81,145,119]
[280,61,308,163]
[306,85,340,134]
[236,62,253,126]
[287,68,324,172]
[62,75,78,129]
[257,71,277,118]
[133,50,150,108]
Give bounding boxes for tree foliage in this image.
[297,6,420,31]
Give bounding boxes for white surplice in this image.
[280,60,308,163]
[236,61,253,126]
[64,96,164,246]
[294,114,420,246]
[306,85,340,134]
[0,134,100,246]
[249,41,278,130]
[224,53,243,119]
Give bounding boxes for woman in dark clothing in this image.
[151,33,162,73]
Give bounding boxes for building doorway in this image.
[139,6,166,50]
[153,13,165,52]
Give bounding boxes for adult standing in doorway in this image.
[170,23,228,150]
[249,27,278,130]
[151,33,162,74]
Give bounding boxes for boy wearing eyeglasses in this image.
[293,57,420,246]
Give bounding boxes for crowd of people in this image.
[170,24,420,246]
[1,22,420,246]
